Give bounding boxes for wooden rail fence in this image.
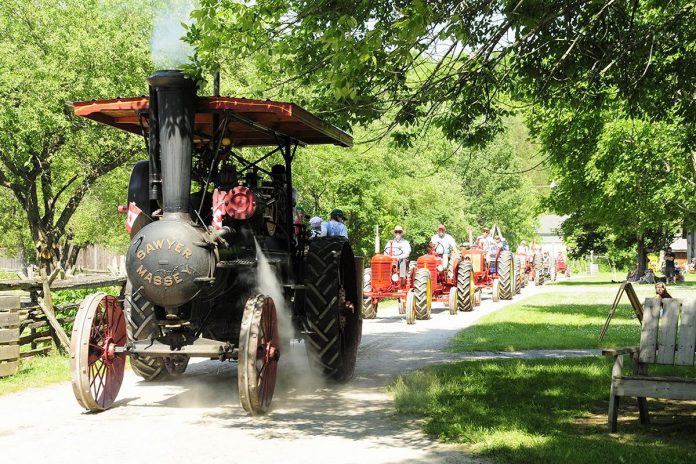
[0,274,126,377]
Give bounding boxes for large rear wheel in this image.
[534,253,544,286]
[70,293,126,411]
[238,294,280,415]
[304,237,362,382]
[414,268,432,320]
[361,269,377,319]
[457,262,474,312]
[498,250,514,300]
[124,282,188,381]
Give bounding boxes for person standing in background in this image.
[664,247,676,284]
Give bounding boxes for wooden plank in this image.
[656,298,680,364]
[0,328,19,344]
[0,275,125,292]
[625,283,644,322]
[676,298,696,366]
[36,297,70,351]
[639,297,661,363]
[0,312,20,327]
[19,332,52,346]
[20,345,52,358]
[0,294,20,310]
[0,344,19,361]
[614,377,696,401]
[0,361,18,377]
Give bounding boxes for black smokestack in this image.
[147,70,196,217]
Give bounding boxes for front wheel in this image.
[405,290,416,325]
[238,294,280,415]
[448,287,458,315]
[492,279,500,302]
[361,269,377,319]
[70,293,126,412]
[414,268,432,320]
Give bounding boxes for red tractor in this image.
[555,252,570,277]
[403,243,476,324]
[517,244,545,286]
[461,247,516,302]
[362,253,413,319]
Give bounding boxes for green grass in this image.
[390,357,696,464]
[0,270,18,280]
[448,285,696,352]
[0,352,70,395]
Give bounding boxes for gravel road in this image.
[0,285,549,464]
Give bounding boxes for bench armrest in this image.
[602,347,639,357]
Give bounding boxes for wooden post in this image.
[0,295,20,377]
[38,268,70,353]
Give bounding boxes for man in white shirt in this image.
[431,224,457,276]
[384,225,411,278]
[320,209,348,238]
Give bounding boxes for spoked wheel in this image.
[361,269,377,319]
[71,293,127,412]
[405,290,416,325]
[448,287,458,315]
[238,294,280,415]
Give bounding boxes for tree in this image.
[188,1,696,146]
[0,0,152,269]
[531,103,693,273]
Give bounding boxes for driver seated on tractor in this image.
[384,225,411,279]
[431,224,458,277]
[320,209,348,238]
[476,227,491,250]
[516,240,529,255]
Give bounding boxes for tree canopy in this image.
[0,0,152,267]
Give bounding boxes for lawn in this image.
[394,280,696,463]
[0,352,70,395]
[390,357,696,464]
[448,283,696,352]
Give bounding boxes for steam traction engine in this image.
[69,71,362,415]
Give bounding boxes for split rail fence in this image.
[0,274,126,377]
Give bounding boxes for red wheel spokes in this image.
[255,298,279,409]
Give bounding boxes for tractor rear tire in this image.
[534,254,544,286]
[498,251,513,300]
[125,282,189,381]
[414,269,431,320]
[457,262,474,312]
[361,269,377,319]
[304,237,362,382]
[514,256,522,294]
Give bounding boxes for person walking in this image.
[320,209,348,238]
[384,225,411,278]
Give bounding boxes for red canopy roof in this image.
[71,96,352,148]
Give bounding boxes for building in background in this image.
[535,214,568,256]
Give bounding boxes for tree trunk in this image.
[637,234,647,276]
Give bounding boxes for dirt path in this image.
[0,285,551,464]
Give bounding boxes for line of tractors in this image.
[362,227,568,323]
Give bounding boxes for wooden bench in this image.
[603,297,696,432]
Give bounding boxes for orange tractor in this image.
[363,240,476,324]
[461,225,518,301]
[517,242,545,286]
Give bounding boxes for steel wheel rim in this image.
[71,293,127,411]
[239,295,279,414]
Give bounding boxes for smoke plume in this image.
[150,0,197,69]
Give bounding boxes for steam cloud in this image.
[150,0,198,69]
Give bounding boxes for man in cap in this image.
[430,224,458,276]
[308,216,323,238]
[384,225,411,279]
[320,209,348,238]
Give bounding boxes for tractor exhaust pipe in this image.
[147,70,196,218]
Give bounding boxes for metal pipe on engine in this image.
[147,70,196,218]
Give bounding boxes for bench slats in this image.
[613,377,696,401]
[639,297,661,363]
[657,298,680,364]
[676,298,696,366]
